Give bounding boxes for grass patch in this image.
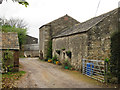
[2,71,26,89]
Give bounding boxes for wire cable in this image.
[95,0,101,17]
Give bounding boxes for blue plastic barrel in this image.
[86,63,94,76]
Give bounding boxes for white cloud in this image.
[0,0,119,39]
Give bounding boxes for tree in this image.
[8,18,28,29]
[0,17,7,26]
[0,17,28,29]
[0,0,29,7]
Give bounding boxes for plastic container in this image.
[86,63,94,76]
[64,66,69,69]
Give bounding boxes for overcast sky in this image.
[0,0,119,40]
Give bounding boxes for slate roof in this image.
[0,32,19,50]
[25,35,38,44]
[39,14,79,29]
[39,14,80,37]
[53,8,117,38]
[26,35,38,39]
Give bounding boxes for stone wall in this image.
[2,50,19,72]
[24,44,39,57]
[25,35,38,44]
[52,10,118,71]
[87,11,118,60]
[39,15,79,59]
[24,44,39,51]
[24,50,39,57]
[39,26,51,59]
[52,33,88,70]
[49,15,79,36]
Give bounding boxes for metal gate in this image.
[82,59,105,82]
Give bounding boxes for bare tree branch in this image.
[8,18,28,29]
[0,17,28,29]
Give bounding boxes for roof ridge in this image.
[39,14,79,28]
[53,8,118,38]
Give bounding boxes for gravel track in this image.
[17,58,103,88]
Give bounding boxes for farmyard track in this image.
[17,58,106,88]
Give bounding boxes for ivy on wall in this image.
[2,50,14,73]
[46,40,52,59]
[109,31,120,84]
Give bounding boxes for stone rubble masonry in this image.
[39,15,79,59]
[52,9,118,71]
[39,8,118,71]
[52,33,88,70]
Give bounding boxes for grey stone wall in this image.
[24,50,39,57]
[39,15,79,59]
[87,11,118,60]
[24,44,39,51]
[25,35,38,44]
[52,33,88,70]
[24,44,39,57]
[52,10,118,71]
[49,15,79,36]
[39,26,51,59]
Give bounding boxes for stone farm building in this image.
[39,8,118,70]
[25,35,38,44]
[39,14,79,59]
[23,35,39,57]
[0,32,19,71]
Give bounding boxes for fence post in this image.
[104,61,108,83]
[82,59,85,74]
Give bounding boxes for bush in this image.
[52,55,58,64]
[2,50,14,73]
[109,31,120,84]
[63,59,72,70]
[46,40,52,59]
[61,48,65,50]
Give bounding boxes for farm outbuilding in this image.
[39,8,118,82]
[23,35,39,57]
[0,32,19,72]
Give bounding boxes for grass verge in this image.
[1,71,26,89]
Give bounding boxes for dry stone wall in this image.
[52,33,88,70]
[87,11,118,60]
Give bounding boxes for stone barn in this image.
[23,35,39,57]
[39,14,79,59]
[0,32,19,72]
[39,8,118,71]
[25,35,38,44]
[52,8,118,70]
[24,44,39,57]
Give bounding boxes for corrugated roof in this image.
[53,8,117,38]
[0,32,19,50]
